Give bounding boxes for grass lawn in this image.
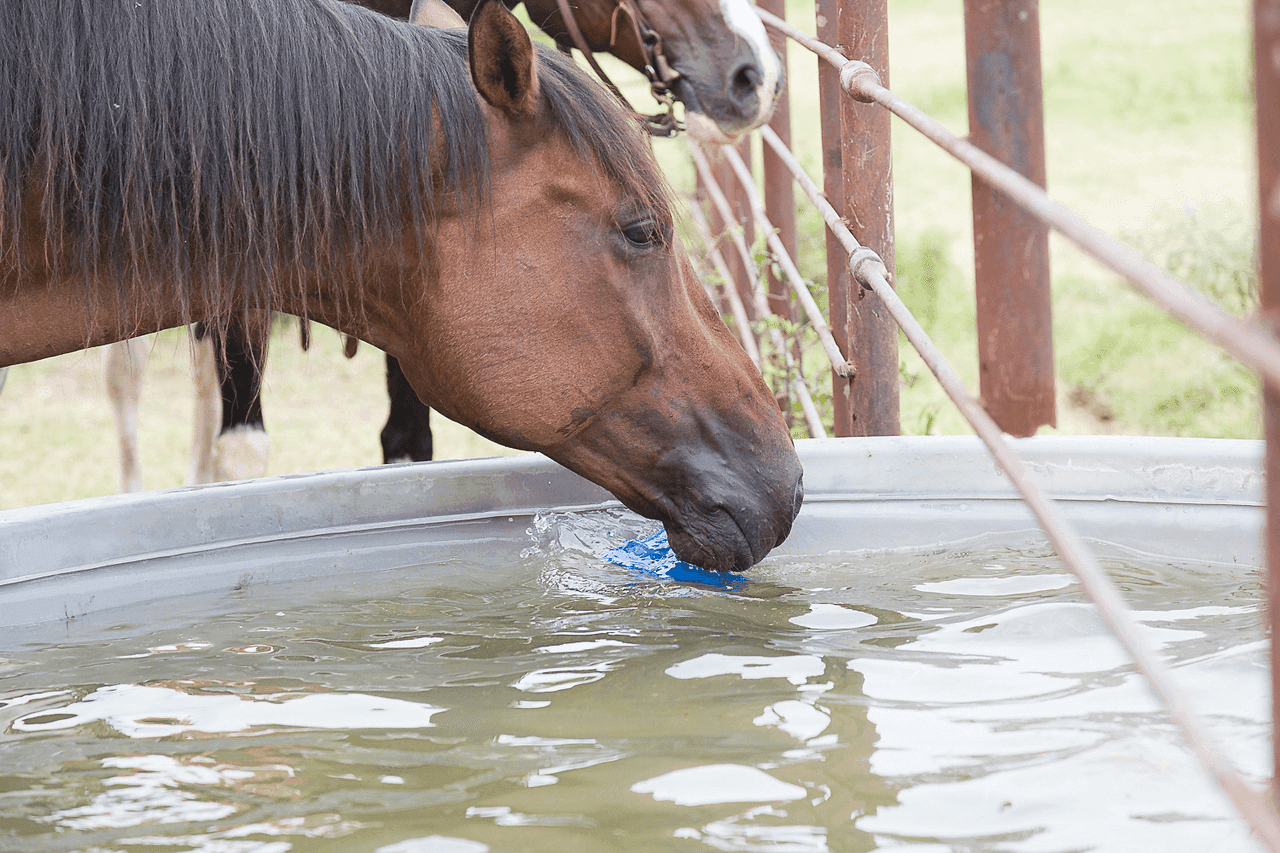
[0,0,1261,509]
[0,324,519,510]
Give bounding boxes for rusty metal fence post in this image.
[817,0,900,436]
[719,140,756,315]
[760,0,797,324]
[816,0,854,435]
[1255,0,1280,802]
[964,0,1056,436]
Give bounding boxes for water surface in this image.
[0,509,1266,852]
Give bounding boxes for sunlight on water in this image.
[0,508,1266,852]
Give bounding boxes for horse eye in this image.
[621,219,661,248]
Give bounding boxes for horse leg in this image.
[103,337,149,493]
[380,353,434,463]
[211,315,271,482]
[187,326,220,485]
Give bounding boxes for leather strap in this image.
[552,0,683,137]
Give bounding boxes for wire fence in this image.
[682,0,1280,844]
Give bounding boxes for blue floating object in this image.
[603,530,747,589]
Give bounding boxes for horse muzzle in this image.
[551,397,804,573]
[661,463,804,573]
[670,0,785,144]
[675,61,785,145]
[645,427,804,573]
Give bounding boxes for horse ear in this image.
[467,0,540,119]
[409,0,465,28]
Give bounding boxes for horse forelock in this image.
[0,0,489,330]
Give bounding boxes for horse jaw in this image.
[684,111,741,145]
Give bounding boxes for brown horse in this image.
[409,0,783,140]
[0,0,800,572]
[105,0,784,490]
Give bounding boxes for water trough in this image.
[0,436,1267,851]
[0,436,1261,635]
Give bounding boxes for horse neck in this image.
[520,0,648,71]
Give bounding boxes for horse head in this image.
[615,0,786,142]
[388,0,801,571]
[0,0,799,571]
[444,0,783,142]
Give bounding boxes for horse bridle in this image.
[551,0,684,137]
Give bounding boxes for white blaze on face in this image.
[719,0,781,118]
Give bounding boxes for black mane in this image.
[0,0,670,330]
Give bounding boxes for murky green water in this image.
[0,509,1267,852]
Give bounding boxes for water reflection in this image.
[631,764,808,805]
[46,754,245,830]
[681,806,829,852]
[377,838,490,853]
[845,549,1265,852]
[14,682,445,737]
[0,513,1266,852]
[666,653,827,685]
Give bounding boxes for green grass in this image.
[1053,202,1259,438]
[0,324,517,511]
[0,0,1262,509]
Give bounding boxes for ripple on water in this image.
[0,512,1266,852]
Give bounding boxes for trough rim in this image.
[0,434,1262,579]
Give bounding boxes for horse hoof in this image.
[213,426,271,482]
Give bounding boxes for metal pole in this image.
[816,0,854,435]
[711,142,854,379]
[759,0,797,322]
[964,0,1055,436]
[687,202,764,369]
[1255,0,1280,803]
[759,0,800,420]
[689,144,831,438]
[837,0,900,435]
[706,141,756,319]
[698,159,754,325]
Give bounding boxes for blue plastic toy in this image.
[603,530,747,589]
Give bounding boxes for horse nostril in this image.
[730,62,762,106]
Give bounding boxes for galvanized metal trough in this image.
[0,436,1261,644]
